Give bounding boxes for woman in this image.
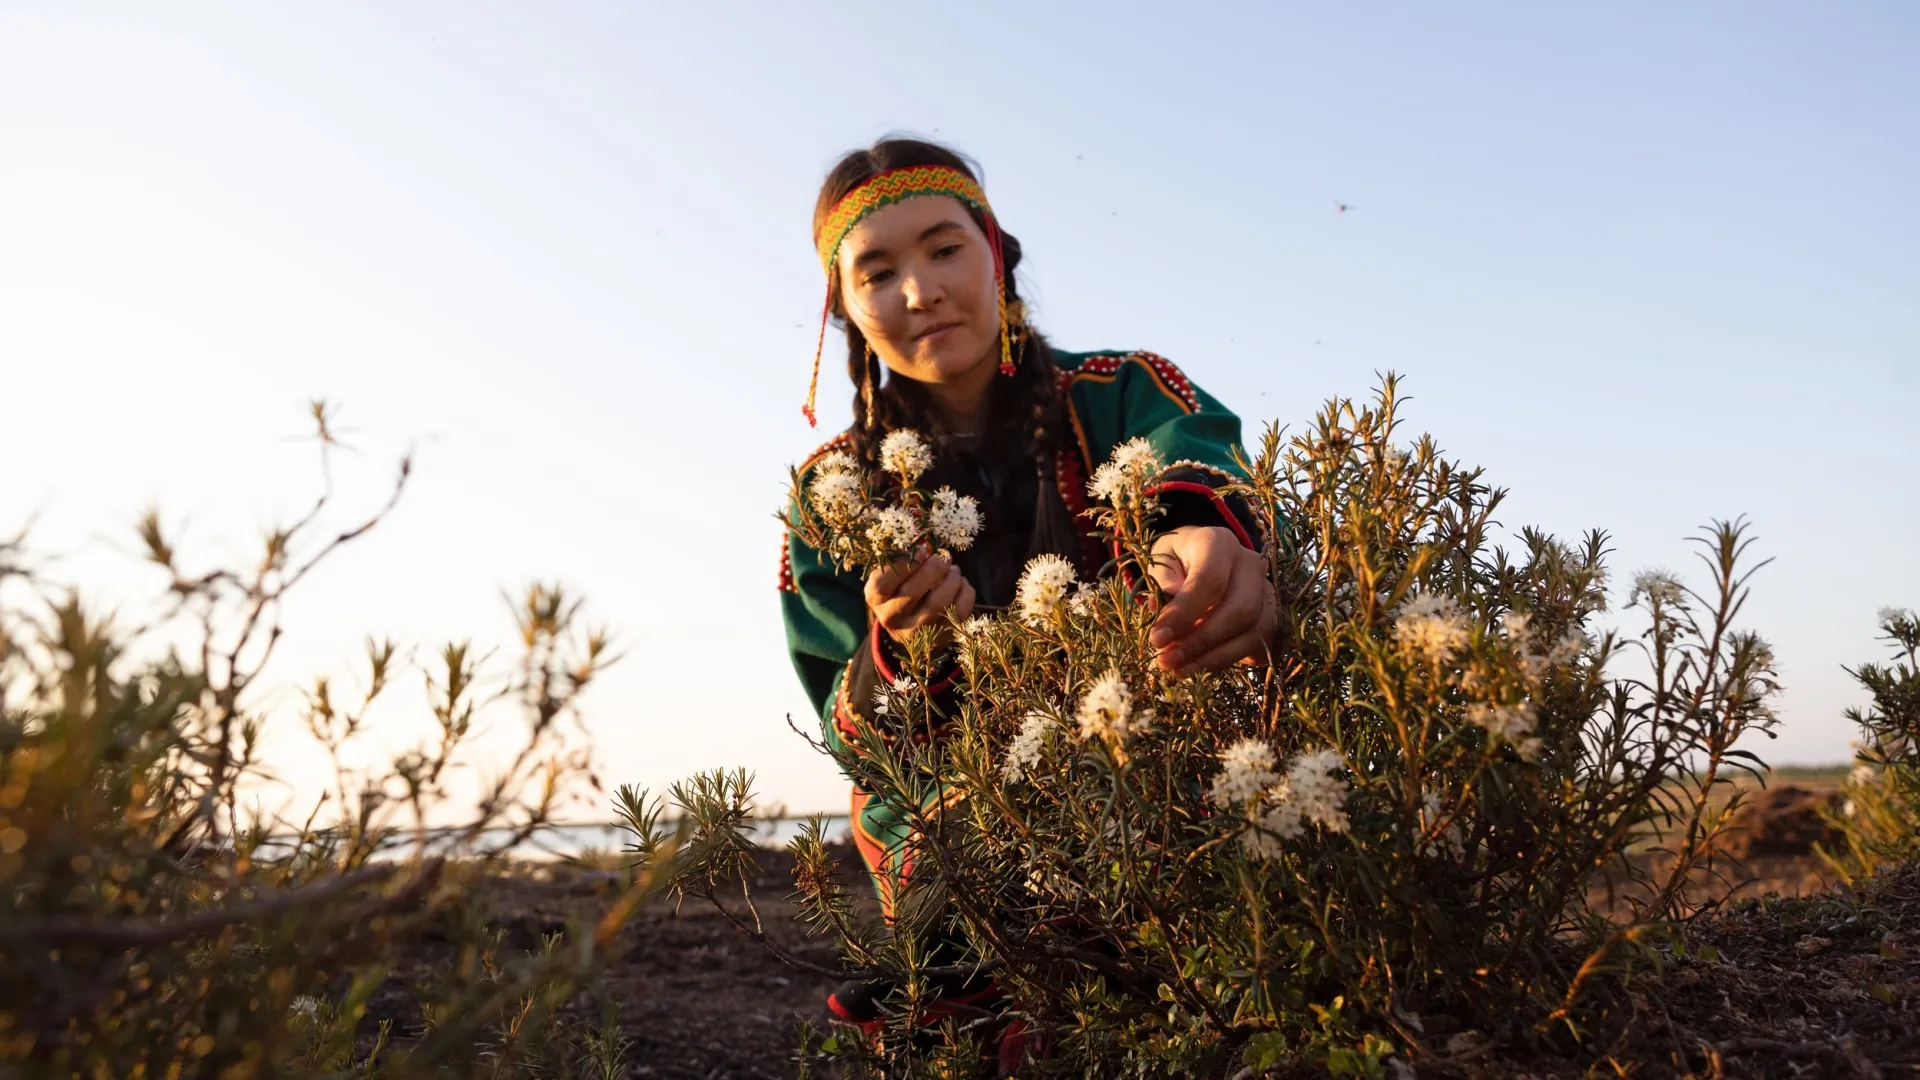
[779,138,1275,1035]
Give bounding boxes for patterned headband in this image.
[815,165,995,272]
[803,164,1012,427]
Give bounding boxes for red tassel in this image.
[802,286,831,427]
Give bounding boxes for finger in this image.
[867,556,921,607]
[1147,542,1188,595]
[954,579,977,622]
[1151,534,1232,646]
[873,595,920,635]
[909,567,965,626]
[1160,557,1265,664]
[1174,628,1269,676]
[894,564,967,630]
[893,554,951,607]
[873,565,936,628]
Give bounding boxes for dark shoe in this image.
[825,976,889,1034]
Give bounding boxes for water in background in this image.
[507,815,854,860]
[258,815,855,862]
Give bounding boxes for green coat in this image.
[777,349,1262,913]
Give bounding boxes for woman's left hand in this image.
[1146,524,1276,676]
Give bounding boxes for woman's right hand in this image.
[865,552,976,645]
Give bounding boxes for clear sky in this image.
[3,3,1915,817]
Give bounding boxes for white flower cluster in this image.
[1282,749,1350,833]
[804,429,987,566]
[870,674,919,717]
[1067,581,1095,618]
[954,615,1000,674]
[807,453,867,526]
[1465,701,1543,761]
[879,429,934,484]
[1087,437,1166,504]
[1631,570,1686,608]
[1208,739,1278,808]
[1208,742,1351,860]
[865,505,919,549]
[927,487,983,551]
[1392,592,1474,665]
[1001,710,1059,783]
[1015,553,1079,627]
[1501,610,1586,684]
[1075,669,1152,746]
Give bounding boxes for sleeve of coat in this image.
[1063,350,1266,551]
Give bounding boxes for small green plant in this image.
[576,1001,635,1080]
[1822,607,1919,883]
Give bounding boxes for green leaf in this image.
[1242,1031,1289,1071]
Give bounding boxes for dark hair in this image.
[813,137,1066,466]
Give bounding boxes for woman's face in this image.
[836,194,1000,392]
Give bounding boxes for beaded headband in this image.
[804,164,1015,427]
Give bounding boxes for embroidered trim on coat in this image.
[780,432,858,593]
[1062,351,1201,414]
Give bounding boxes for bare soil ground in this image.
[359,850,853,1080]
[361,783,1918,1078]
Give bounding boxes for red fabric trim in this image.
[1144,479,1257,551]
[777,528,796,593]
[870,629,960,696]
[998,1017,1049,1072]
[825,991,885,1035]
[1051,445,1104,575]
[1112,536,1141,594]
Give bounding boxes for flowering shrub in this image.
[1823,607,1919,882]
[787,429,983,573]
[0,407,651,1077]
[676,377,1790,1076]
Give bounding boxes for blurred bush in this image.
[0,405,652,1078]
